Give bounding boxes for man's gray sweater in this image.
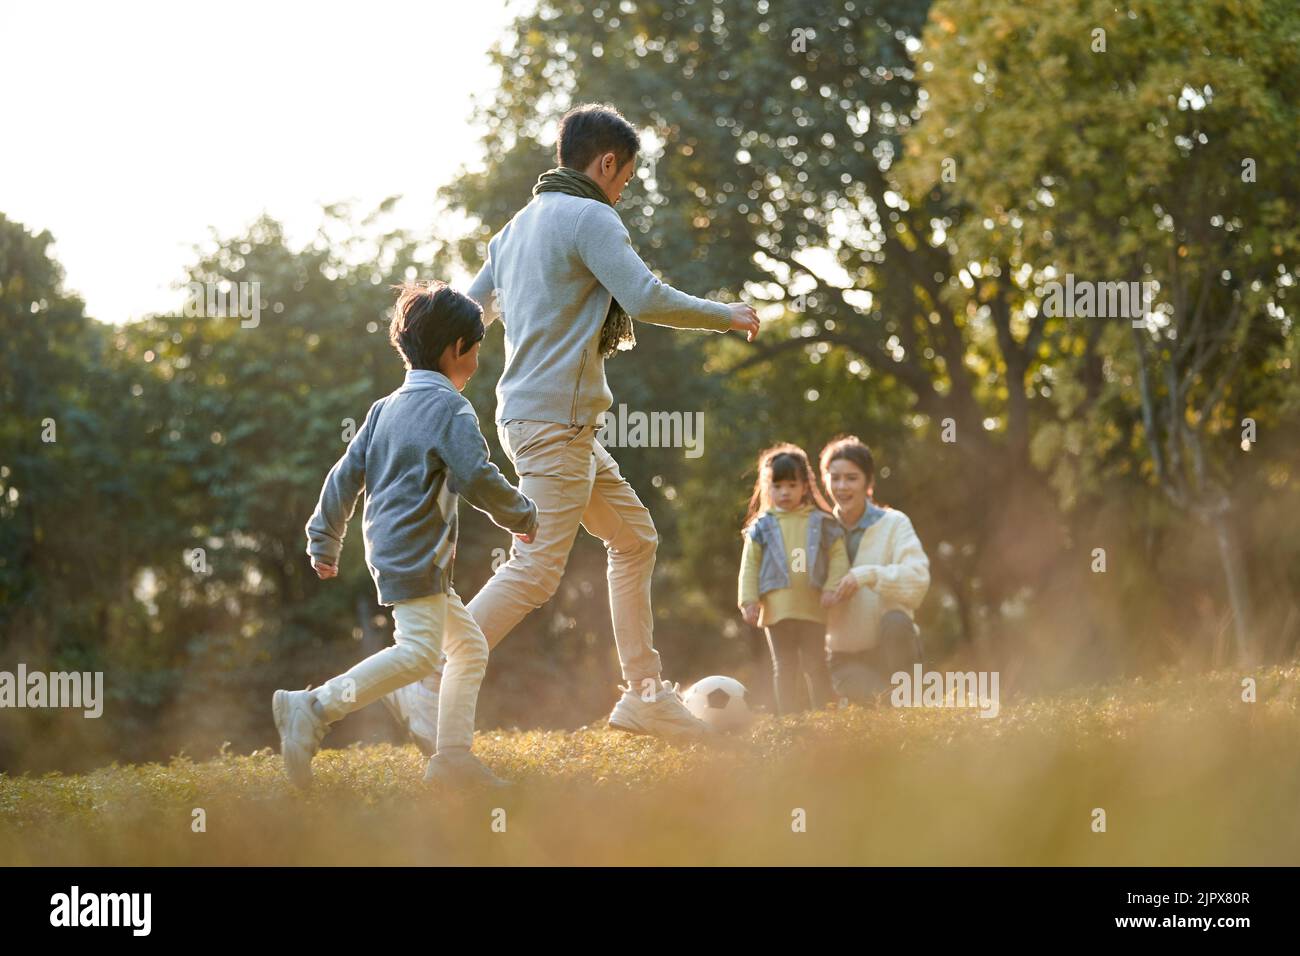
[305,370,538,606]
[466,191,734,427]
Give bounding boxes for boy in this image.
[273,281,538,790]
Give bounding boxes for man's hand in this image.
[312,558,338,580]
[830,572,860,604]
[728,302,760,342]
[741,602,761,626]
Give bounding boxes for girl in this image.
[819,436,930,701]
[738,444,850,715]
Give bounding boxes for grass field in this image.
[2,666,1298,866]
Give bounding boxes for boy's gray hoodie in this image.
[305,369,538,606]
[466,191,734,427]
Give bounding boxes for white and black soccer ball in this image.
[682,676,753,733]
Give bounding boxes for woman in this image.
[819,436,930,700]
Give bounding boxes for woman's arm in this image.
[860,514,931,612]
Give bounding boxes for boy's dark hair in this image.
[388,281,484,371]
[820,435,876,487]
[558,103,641,173]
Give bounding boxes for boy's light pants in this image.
[313,588,486,750]
[466,418,662,683]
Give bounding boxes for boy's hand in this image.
[741,602,761,626]
[830,572,860,603]
[312,558,338,580]
[821,591,838,608]
[727,302,761,342]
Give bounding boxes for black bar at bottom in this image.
[0,866,1282,940]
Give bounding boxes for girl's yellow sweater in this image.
[738,503,850,628]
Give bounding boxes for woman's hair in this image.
[818,434,878,502]
[558,103,641,172]
[741,443,834,533]
[388,280,484,371]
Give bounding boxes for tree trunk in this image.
[1211,519,1255,665]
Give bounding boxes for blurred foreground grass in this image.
[2,667,1298,865]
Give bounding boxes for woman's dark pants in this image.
[827,610,924,701]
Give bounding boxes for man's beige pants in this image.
[467,418,662,683]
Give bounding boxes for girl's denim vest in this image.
[747,510,845,597]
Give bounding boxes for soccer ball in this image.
[682,676,753,733]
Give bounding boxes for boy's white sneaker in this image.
[423,751,512,790]
[380,676,440,757]
[608,679,713,741]
[272,688,327,788]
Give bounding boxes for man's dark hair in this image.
[557,103,641,172]
[388,281,484,371]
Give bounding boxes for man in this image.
[384,103,760,747]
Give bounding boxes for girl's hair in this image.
[388,280,485,371]
[741,443,834,533]
[818,434,881,505]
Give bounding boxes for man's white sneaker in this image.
[272,688,328,788]
[608,679,713,741]
[380,675,440,757]
[423,751,512,790]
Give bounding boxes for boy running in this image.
[274,282,537,789]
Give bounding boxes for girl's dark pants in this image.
[764,619,834,715]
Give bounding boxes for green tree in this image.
[446,0,1106,661]
[903,0,1300,661]
[0,214,167,768]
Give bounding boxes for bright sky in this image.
[0,0,520,324]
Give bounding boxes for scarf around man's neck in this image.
[532,166,636,358]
